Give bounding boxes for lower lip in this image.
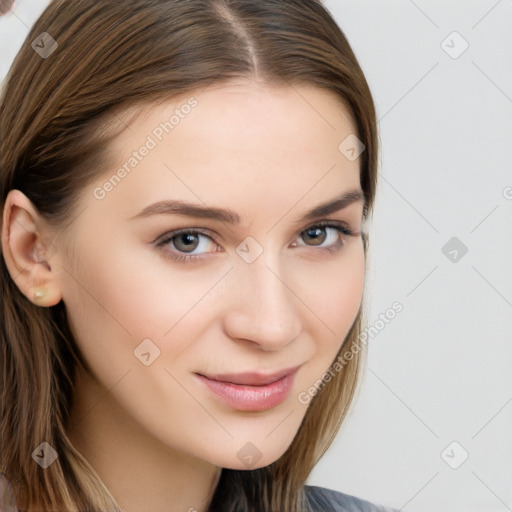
[196,371,297,412]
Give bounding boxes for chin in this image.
[216,451,285,471]
[196,429,297,471]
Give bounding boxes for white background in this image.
[1,2,511,511]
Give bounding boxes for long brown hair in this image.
[0,1,379,510]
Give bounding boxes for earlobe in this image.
[1,190,62,307]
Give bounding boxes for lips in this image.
[195,365,301,411]
[199,365,300,386]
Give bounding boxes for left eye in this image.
[296,225,343,248]
[155,222,355,262]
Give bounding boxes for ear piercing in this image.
[32,287,47,301]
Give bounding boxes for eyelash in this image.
[154,220,357,264]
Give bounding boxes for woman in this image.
[0,1,399,510]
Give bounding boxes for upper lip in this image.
[197,365,301,386]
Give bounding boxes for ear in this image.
[1,189,62,307]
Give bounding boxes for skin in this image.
[2,81,366,512]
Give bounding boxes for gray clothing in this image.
[305,485,400,512]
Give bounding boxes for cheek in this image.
[308,245,365,326]
[301,246,365,366]
[61,239,224,366]
[326,259,364,329]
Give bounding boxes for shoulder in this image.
[304,485,400,512]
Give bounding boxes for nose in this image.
[221,252,302,351]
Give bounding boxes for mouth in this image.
[194,365,301,412]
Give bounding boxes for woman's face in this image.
[57,81,366,470]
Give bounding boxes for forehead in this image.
[85,82,362,224]
[115,80,357,155]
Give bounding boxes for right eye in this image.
[155,228,220,263]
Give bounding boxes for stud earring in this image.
[32,287,46,301]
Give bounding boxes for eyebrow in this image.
[129,189,365,225]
